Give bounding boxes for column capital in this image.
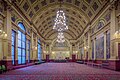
[104,30,107,34]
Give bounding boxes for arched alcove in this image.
[50,38,71,60]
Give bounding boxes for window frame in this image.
[38,39,41,61]
[27,40,31,63]
[18,22,26,64]
[11,30,16,65]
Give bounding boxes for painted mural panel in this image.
[106,32,110,59]
[97,21,104,29]
[96,36,104,59]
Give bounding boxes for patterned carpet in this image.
[0,63,120,80]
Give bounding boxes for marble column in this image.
[93,38,96,60]
[35,35,38,60]
[0,15,4,60]
[15,29,18,65]
[110,4,119,59]
[3,6,12,61]
[88,29,91,60]
[31,28,34,61]
[83,37,85,60]
[70,44,72,59]
[104,31,107,60]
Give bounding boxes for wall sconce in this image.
[34,46,37,50]
[52,52,55,55]
[43,51,46,53]
[32,46,37,50]
[84,46,87,50]
[73,51,78,54]
[0,29,7,39]
[114,30,120,39]
[84,46,89,51]
[43,51,48,54]
[76,51,78,53]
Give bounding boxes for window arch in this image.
[18,22,26,31]
[18,22,26,64]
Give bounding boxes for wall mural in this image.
[96,36,104,59]
[106,32,110,59]
[97,21,104,29]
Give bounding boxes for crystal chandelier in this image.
[53,10,68,32]
[53,0,68,43]
[56,32,65,43]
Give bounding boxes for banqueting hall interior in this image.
[0,0,120,80]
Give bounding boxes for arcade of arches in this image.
[0,0,120,73]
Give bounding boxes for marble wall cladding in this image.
[106,32,110,59]
[96,36,104,59]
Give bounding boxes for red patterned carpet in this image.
[0,63,120,80]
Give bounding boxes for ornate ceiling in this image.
[14,0,108,40]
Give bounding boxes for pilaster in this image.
[104,31,107,60]
[88,28,91,60]
[93,38,96,60]
[110,3,119,60]
[31,28,34,61]
[3,5,12,60]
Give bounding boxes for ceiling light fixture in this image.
[56,32,65,43]
[53,0,68,43]
[53,10,68,32]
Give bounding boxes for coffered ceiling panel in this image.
[13,0,108,40]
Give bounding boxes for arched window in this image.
[18,22,26,64]
[18,22,26,31]
[38,39,41,61]
[11,30,16,65]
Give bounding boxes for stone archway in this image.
[50,39,71,60]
